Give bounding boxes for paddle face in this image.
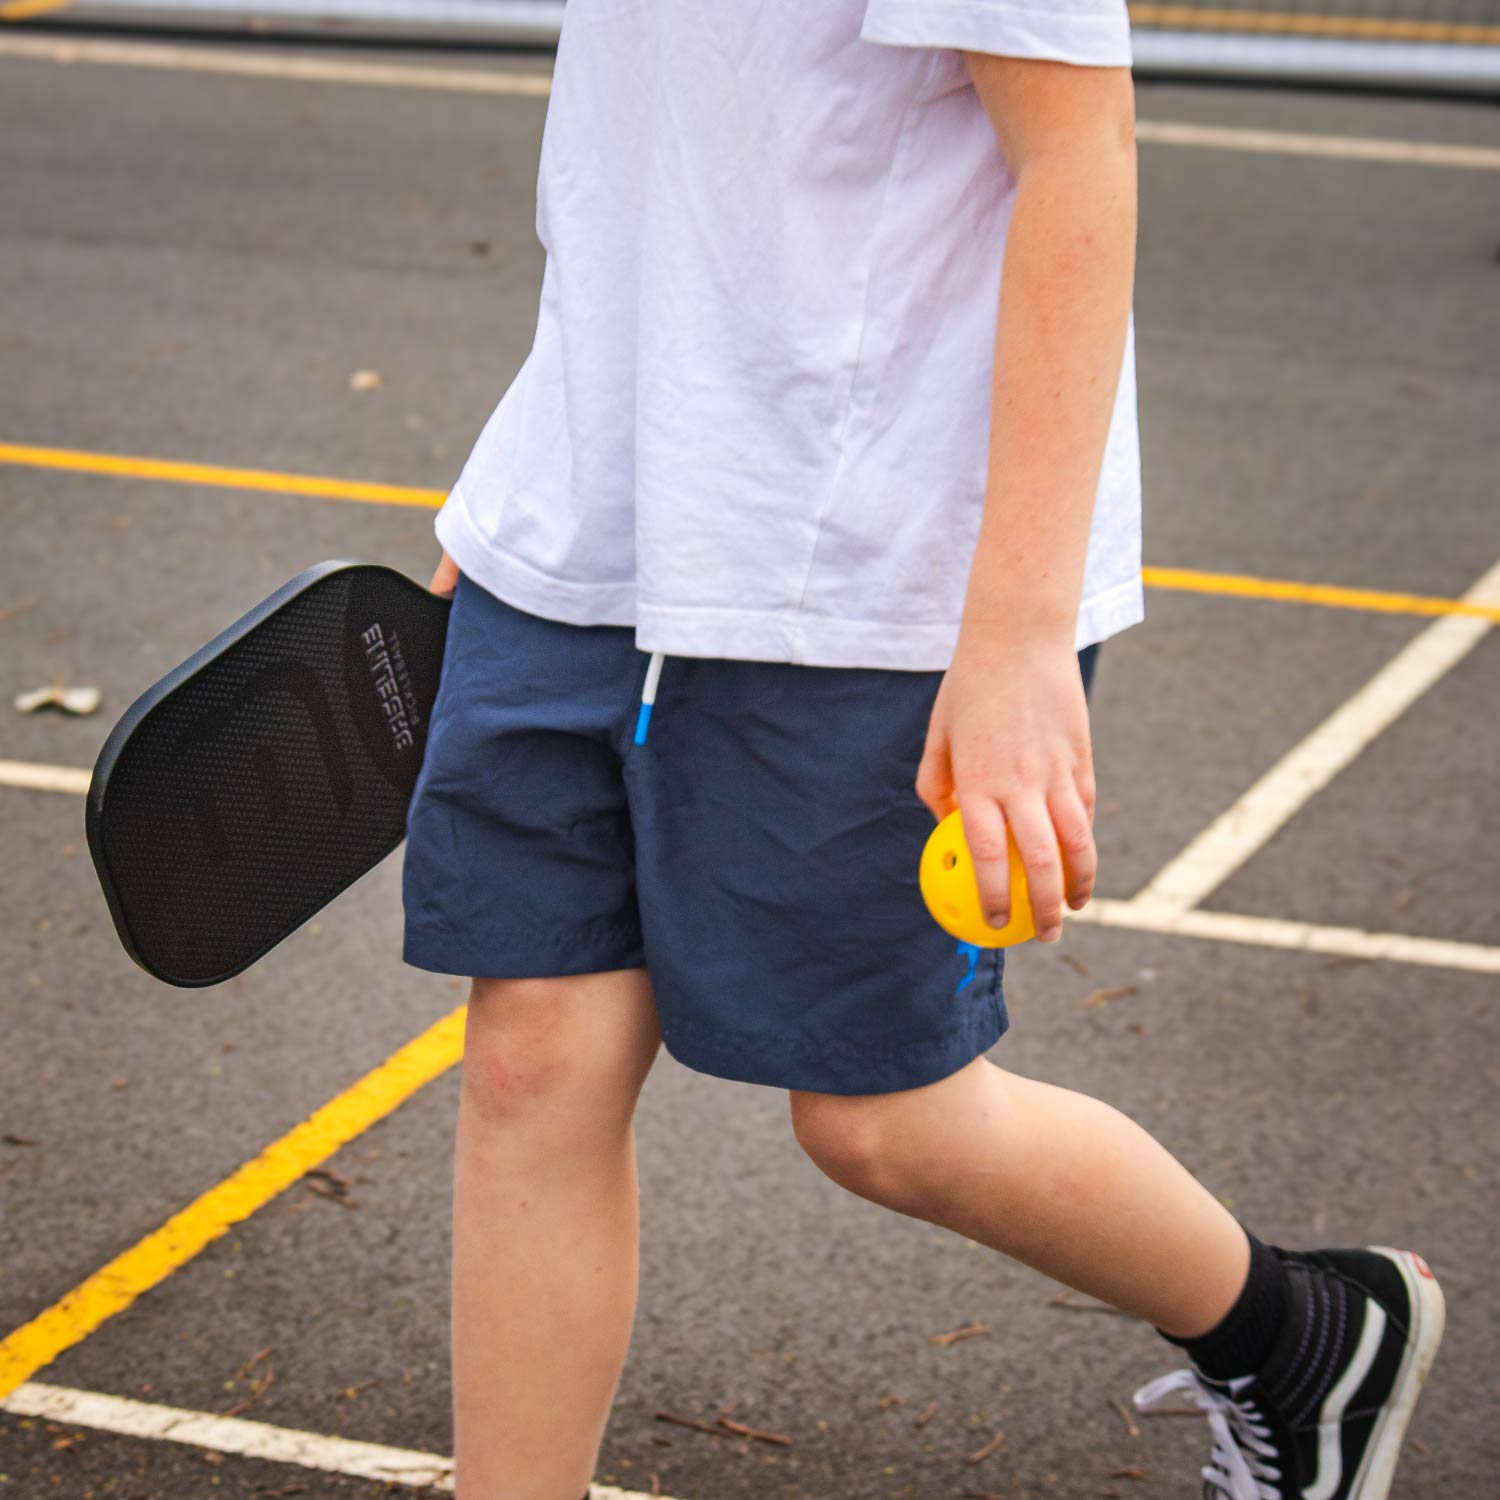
[86,562,451,987]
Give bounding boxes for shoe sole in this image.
[1347,1247,1445,1500]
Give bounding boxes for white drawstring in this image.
[1135,1369,1283,1500]
[634,651,665,745]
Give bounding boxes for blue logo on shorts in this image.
[954,940,981,995]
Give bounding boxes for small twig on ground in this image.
[1106,1465,1148,1481]
[929,1321,991,1347]
[1109,1396,1140,1438]
[654,1411,734,1442]
[715,1414,793,1447]
[1083,985,1140,1009]
[236,1346,276,1379]
[965,1431,1006,1465]
[877,1393,906,1409]
[305,1178,359,1208]
[1046,1291,1121,1316]
[224,1362,276,1417]
[913,1400,940,1429]
[1137,1405,1204,1419]
[336,1378,380,1401]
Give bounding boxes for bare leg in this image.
[791,1057,1248,1338]
[453,969,660,1500]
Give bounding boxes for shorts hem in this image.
[656,1001,1009,1096]
[403,928,647,982]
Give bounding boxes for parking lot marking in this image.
[1133,120,1500,173]
[0,1007,466,1401]
[1132,554,1500,916]
[0,0,68,19]
[3,1383,456,1491]
[0,1384,668,1499]
[1073,899,1500,974]
[0,31,554,93]
[0,758,90,795]
[3,442,1496,627]
[1129,5,1500,47]
[0,441,446,508]
[1,33,1499,173]
[1141,566,1500,625]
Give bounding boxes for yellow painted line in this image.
[4,442,1496,627]
[1142,566,1500,625]
[0,1006,466,1400]
[0,442,445,509]
[1130,4,1500,46]
[0,0,70,22]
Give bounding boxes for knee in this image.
[789,1092,930,1216]
[460,976,642,1140]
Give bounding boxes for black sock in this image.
[1161,1230,1289,1379]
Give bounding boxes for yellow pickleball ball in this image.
[919,809,1036,949]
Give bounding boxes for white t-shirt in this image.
[437,0,1142,670]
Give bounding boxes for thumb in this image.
[915,723,956,822]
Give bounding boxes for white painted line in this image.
[1071,899,1500,975]
[1132,555,1500,917]
[0,32,1497,173]
[1,1382,664,1500]
[1132,32,1500,99]
[0,32,554,96]
[0,758,91,796]
[1135,118,1500,173]
[77,0,564,38]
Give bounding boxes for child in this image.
[402,3,1443,1496]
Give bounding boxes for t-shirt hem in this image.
[436,483,638,625]
[438,484,1143,671]
[637,576,1143,670]
[860,0,1133,68]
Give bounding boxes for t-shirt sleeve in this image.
[860,0,1132,67]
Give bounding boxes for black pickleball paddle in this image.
[86,562,451,987]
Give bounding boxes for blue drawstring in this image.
[634,651,665,745]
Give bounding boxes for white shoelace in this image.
[1134,1368,1283,1500]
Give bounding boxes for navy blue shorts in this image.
[403,572,1098,1096]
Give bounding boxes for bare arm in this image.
[916,55,1137,941]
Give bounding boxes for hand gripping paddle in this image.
[86,562,451,987]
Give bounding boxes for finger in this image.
[915,728,957,822]
[1007,797,1065,942]
[429,550,460,598]
[957,793,1011,929]
[1075,758,1097,826]
[1049,783,1097,911]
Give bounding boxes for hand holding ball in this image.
[919,809,1036,948]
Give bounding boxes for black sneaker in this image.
[1134,1246,1444,1500]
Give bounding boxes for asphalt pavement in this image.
[1,24,1498,1500]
